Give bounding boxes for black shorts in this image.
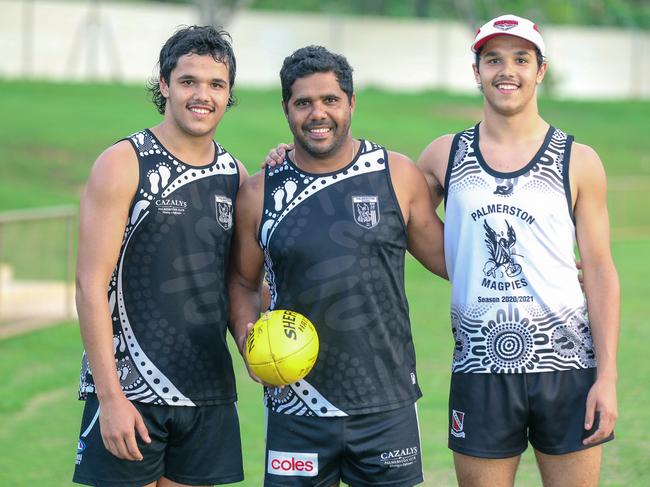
[73,394,243,486]
[265,404,423,487]
[447,368,614,458]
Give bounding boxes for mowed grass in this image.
[1,238,648,486]
[1,80,649,209]
[0,81,649,485]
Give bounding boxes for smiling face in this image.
[159,53,231,138]
[473,35,547,116]
[283,71,355,159]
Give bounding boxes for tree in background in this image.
[148,0,650,29]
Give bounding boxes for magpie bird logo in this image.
[215,195,233,230]
[352,196,380,229]
[483,220,523,278]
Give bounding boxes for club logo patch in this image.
[267,450,318,477]
[494,19,519,31]
[451,409,466,438]
[75,438,86,465]
[352,195,380,229]
[215,195,233,230]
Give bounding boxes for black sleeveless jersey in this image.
[79,129,240,406]
[260,140,421,416]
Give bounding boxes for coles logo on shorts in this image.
[267,450,318,477]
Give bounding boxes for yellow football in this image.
[244,309,319,387]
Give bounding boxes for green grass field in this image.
[0,80,649,486]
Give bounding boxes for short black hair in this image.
[475,44,545,71]
[280,45,354,105]
[148,25,237,114]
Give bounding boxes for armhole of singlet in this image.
[256,165,271,248]
[383,146,408,235]
[443,132,463,211]
[234,153,241,192]
[562,134,576,224]
[119,135,143,217]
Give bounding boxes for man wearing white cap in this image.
[417,14,620,487]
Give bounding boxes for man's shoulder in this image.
[238,169,265,198]
[92,140,138,176]
[569,141,606,188]
[416,133,457,192]
[418,133,456,166]
[570,141,600,162]
[385,149,414,166]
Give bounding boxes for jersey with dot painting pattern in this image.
[444,124,595,374]
[260,140,421,416]
[78,129,240,406]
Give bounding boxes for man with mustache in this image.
[74,26,247,487]
[418,14,620,487]
[230,45,446,487]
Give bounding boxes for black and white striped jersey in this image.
[78,129,240,406]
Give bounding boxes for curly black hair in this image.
[280,45,354,106]
[147,25,237,114]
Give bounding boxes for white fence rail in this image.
[0,205,77,332]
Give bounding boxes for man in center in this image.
[229,46,446,486]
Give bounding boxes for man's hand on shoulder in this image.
[263,143,294,168]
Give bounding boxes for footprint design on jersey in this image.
[113,333,127,354]
[146,163,172,194]
[147,170,161,194]
[116,358,131,381]
[272,177,299,211]
[135,132,146,147]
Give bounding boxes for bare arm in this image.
[76,141,150,460]
[571,143,620,445]
[235,159,249,186]
[228,172,267,381]
[234,160,273,312]
[388,151,446,279]
[415,134,454,210]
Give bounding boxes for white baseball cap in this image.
[471,14,545,57]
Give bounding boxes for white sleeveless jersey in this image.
[444,124,595,374]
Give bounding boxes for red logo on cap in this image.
[494,19,518,31]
